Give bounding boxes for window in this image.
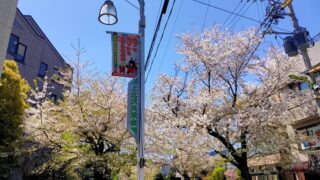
[315,72,320,83]
[38,63,48,78]
[6,34,27,63]
[7,34,19,55]
[299,82,309,91]
[288,83,295,90]
[15,44,26,62]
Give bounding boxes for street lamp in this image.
[98,0,145,180]
[98,0,118,25]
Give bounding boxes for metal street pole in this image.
[138,0,145,179]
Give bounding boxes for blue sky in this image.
[18,0,320,94]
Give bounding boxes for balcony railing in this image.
[282,89,318,123]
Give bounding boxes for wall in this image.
[309,41,320,66]
[0,0,18,76]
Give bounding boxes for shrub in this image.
[0,60,29,178]
[211,166,225,180]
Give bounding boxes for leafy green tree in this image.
[0,60,30,178]
[210,159,226,180]
[211,167,225,180]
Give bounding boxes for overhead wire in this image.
[192,0,261,24]
[263,0,268,11]
[157,0,184,74]
[124,0,139,9]
[145,0,164,98]
[146,0,183,98]
[240,0,281,71]
[153,0,164,32]
[192,0,290,32]
[145,0,170,72]
[228,1,249,27]
[230,1,254,29]
[233,17,273,78]
[145,0,289,84]
[222,1,242,28]
[202,0,211,30]
[145,0,177,82]
[256,1,261,21]
[259,0,265,21]
[149,0,272,82]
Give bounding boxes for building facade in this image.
[0,0,18,76]
[5,9,72,101]
[248,36,320,180]
[287,41,320,179]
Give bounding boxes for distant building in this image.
[5,9,72,101]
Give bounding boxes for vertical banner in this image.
[127,77,138,140]
[111,32,140,78]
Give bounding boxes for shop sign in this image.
[300,124,320,149]
[290,162,308,171]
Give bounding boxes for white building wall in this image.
[0,0,18,75]
[309,41,320,66]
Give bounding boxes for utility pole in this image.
[285,2,320,108]
[264,0,314,72]
[264,0,320,107]
[138,0,146,179]
[287,3,312,70]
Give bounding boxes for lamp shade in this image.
[98,0,118,25]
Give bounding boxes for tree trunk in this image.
[93,169,104,180]
[182,173,190,180]
[238,165,251,180]
[93,162,112,180]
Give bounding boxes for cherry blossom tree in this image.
[23,44,136,179]
[148,26,302,180]
[146,107,214,178]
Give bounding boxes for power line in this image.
[154,0,164,32]
[230,1,254,29]
[192,0,261,24]
[157,0,184,74]
[259,0,264,19]
[192,0,290,32]
[228,1,248,27]
[202,0,211,30]
[146,0,184,98]
[222,1,242,27]
[145,0,177,82]
[124,0,139,9]
[145,0,170,72]
[256,0,261,21]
